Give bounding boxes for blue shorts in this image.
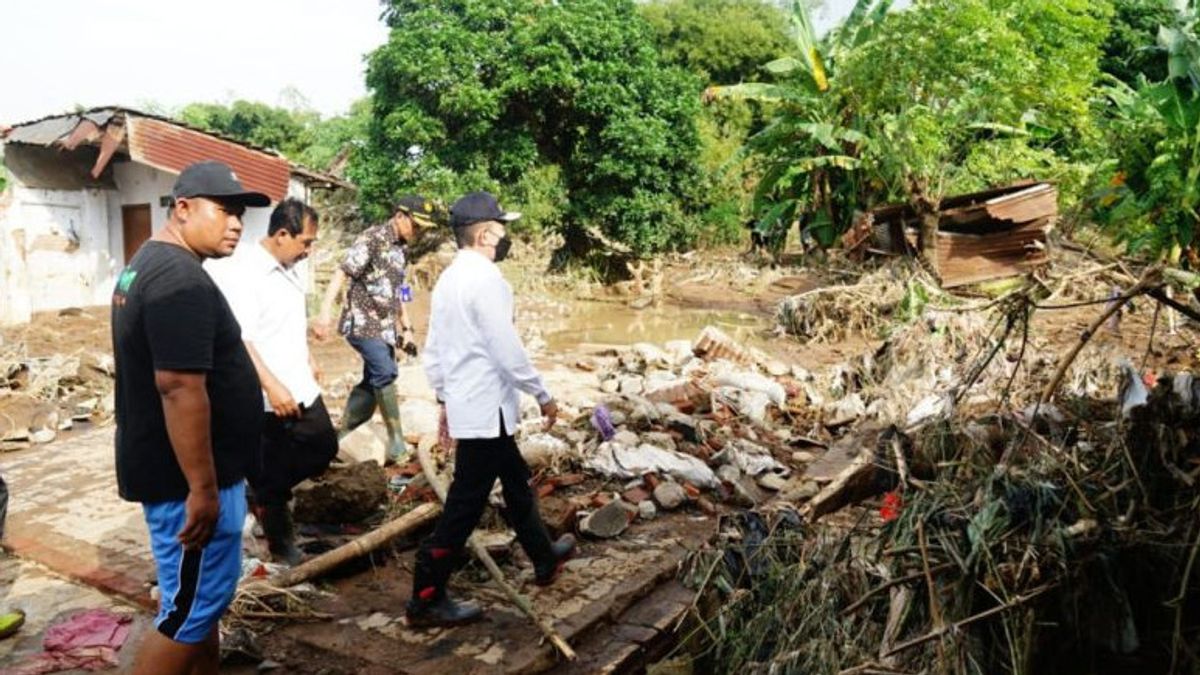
[347,336,398,389]
[143,482,245,644]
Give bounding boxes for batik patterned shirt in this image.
[338,223,407,345]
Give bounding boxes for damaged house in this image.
[0,107,348,325]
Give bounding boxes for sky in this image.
[0,0,907,126]
[0,0,389,125]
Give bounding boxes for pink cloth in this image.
[10,609,133,675]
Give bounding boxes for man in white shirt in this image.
[406,192,575,627]
[207,199,337,565]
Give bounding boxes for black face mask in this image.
[493,235,513,262]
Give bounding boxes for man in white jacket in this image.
[406,192,575,627]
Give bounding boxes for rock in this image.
[622,485,652,504]
[653,481,687,510]
[824,393,866,428]
[618,350,646,374]
[641,431,677,453]
[609,410,628,426]
[664,340,693,366]
[540,495,578,537]
[30,428,56,444]
[717,464,742,484]
[696,497,718,516]
[666,412,701,443]
[764,360,791,377]
[613,430,640,447]
[580,500,631,538]
[792,450,817,464]
[619,376,645,396]
[638,500,658,520]
[757,471,789,491]
[476,532,516,557]
[633,343,672,368]
[779,479,821,502]
[339,423,387,466]
[713,369,786,407]
[729,475,769,506]
[293,461,387,524]
[601,378,621,394]
[519,433,569,469]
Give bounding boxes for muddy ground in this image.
[1,245,1198,673]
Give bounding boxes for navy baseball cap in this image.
[450,191,521,228]
[171,161,270,207]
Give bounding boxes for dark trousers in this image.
[346,336,398,389]
[411,419,555,603]
[247,396,338,506]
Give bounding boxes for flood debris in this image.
[842,181,1056,287]
[662,260,1200,675]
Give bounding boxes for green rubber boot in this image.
[338,384,378,440]
[374,386,409,465]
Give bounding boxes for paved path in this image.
[1,425,154,608]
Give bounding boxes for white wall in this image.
[0,161,323,325]
[112,161,174,236]
[0,184,122,318]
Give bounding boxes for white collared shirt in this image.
[205,241,320,412]
[423,249,550,439]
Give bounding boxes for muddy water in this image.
[542,299,772,352]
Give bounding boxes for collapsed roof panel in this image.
[843,182,1057,288]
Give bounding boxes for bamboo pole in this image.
[265,501,441,588]
[417,442,577,662]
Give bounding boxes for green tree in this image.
[1102,0,1177,84]
[179,100,316,158]
[353,0,705,257]
[639,0,793,85]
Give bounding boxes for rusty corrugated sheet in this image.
[127,117,289,201]
[935,218,1051,288]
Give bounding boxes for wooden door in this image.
[121,204,151,264]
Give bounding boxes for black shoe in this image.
[535,534,576,586]
[405,595,484,627]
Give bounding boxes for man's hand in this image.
[540,399,558,432]
[178,486,220,550]
[266,381,301,418]
[437,404,454,451]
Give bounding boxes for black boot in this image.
[261,503,302,566]
[408,542,482,626]
[534,534,576,586]
[405,595,483,627]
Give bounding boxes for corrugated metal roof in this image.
[127,117,290,201]
[5,116,84,145]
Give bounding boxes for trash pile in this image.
[0,336,115,451]
[653,266,1200,674]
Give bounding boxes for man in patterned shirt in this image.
[315,196,437,463]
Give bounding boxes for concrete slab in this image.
[1,425,154,608]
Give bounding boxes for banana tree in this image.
[704,0,891,252]
[1097,1,1200,261]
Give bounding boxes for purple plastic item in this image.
[591,405,616,442]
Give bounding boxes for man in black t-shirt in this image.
[112,161,268,675]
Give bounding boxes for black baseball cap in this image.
[171,161,271,207]
[393,194,438,228]
[450,191,521,228]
